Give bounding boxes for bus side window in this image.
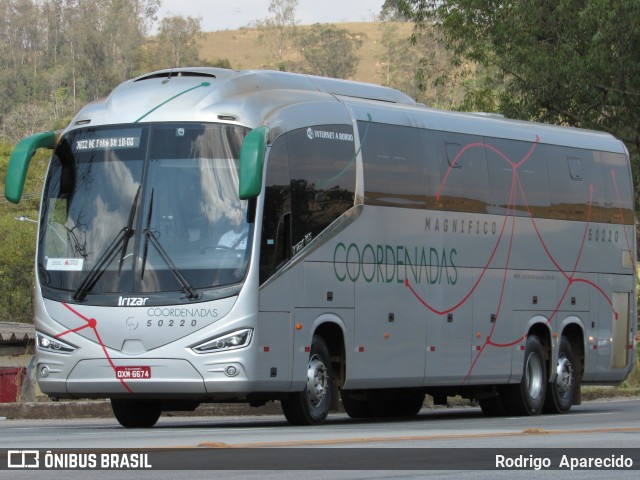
[548,147,606,222]
[359,122,426,209]
[485,138,550,216]
[287,124,356,253]
[259,137,291,285]
[433,132,490,213]
[600,151,634,225]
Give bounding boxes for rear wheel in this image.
[111,399,162,428]
[281,335,333,425]
[543,336,578,414]
[504,335,547,416]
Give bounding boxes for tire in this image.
[111,399,162,428]
[504,335,547,416]
[341,390,373,419]
[368,389,425,418]
[543,336,578,414]
[281,335,333,425]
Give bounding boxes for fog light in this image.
[40,366,50,378]
[225,366,238,377]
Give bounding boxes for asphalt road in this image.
[1,398,638,479]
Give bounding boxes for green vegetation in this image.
[0,141,46,323]
[0,0,211,324]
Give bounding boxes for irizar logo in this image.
[118,296,149,306]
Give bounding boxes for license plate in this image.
[115,366,151,379]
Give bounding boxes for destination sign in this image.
[74,128,142,151]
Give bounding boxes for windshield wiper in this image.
[140,188,154,280]
[72,186,141,302]
[119,185,142,273]
[140,189,199,300]
[143,229,200,300]
[72,227,130,302]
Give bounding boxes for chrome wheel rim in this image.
[525,352,544,400]
[555,354,574,399]
[306,354,328,408]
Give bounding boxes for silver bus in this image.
[5,68,637,427]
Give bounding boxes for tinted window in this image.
[39,123,250,299]
[547,146,606,221]
[287,125,356,252]
[485,138,550,216]
[430,131,490,213]
[359,122,427,209]
[601,151,634,225]
[260,137,291,284]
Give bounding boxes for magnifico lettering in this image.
[425,216,497,236]
[334,242,458,285]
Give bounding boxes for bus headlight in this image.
[191,329,253,353]
[37,332,77,354]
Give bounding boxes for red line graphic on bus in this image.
[406,135,624,383]
[55,303,133,393]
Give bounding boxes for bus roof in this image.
[67,67,626,155]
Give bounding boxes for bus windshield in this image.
[39,123,252,301]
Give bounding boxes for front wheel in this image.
[543,336,578,413]
[281,335,333,425]
[111,399,162,428]
[504,335,547,416]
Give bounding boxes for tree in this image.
[3,103,53,144]
[156,15,203,68]
[377,20,464,108]
[0,141,48,323]
[380,0,411,21]
[254,0,299,69]
[400,0,640,210]
[75,0,160,100]
[0,213,38,323]
[295,24,363,79]
[0,0,162,141]
[377,22,420,97]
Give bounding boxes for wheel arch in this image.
[559,320,585,370]
[527,318,553,379]
[312,316,347,389]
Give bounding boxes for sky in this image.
[156,0,387,32]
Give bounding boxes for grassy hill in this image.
[197,22,415,86]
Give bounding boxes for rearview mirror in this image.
[5,131,57,204]
[239,127,268,200]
